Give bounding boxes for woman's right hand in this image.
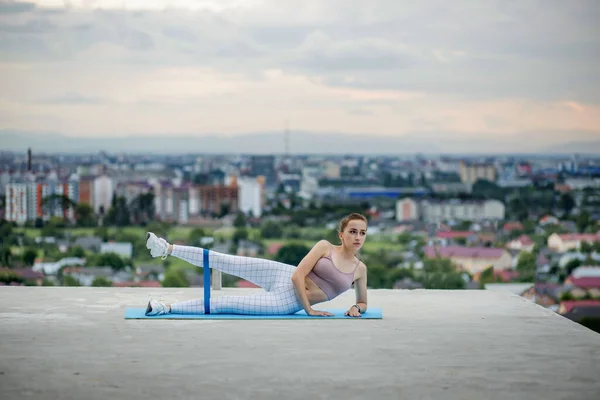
[308,309,334,317]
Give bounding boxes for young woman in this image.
[144,213,369,318]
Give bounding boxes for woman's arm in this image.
[291,240,331,316]
[346,263,368,317]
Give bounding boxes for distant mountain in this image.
[544,140,600,154]
[1,129,599,155]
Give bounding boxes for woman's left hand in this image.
[345,306,361,318]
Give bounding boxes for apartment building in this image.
[396,197,505,223]
[459,161,497,185]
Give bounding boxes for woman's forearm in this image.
[292,276,313,314]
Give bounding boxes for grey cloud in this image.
[0,1,598,103]
[163,27,197,44]
[0,19,55,33]
[39,92,105,105]
[285,31,413,72]
[0,1,35,14]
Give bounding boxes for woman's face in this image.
[340,220,368,250]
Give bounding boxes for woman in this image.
[144,213,369,318]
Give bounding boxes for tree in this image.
[0,270,23,285]
[130,192,156,225]
[367,265,391,288]
[105,194,131,226]
[22,248,38,266]
[63,275,80,286]
[576,211,591,233]
[479,266,496,285]
[417,257,466,289]
[472,180,505,201]
[75,202,96,227]
[0,246,12,267]
[565,258,582,276]
[188,228,207,245]
[162,268,190,287]
[274,243,311,266]
[67,246,86,258]
[260,221,283,239]
[234,212,247,228]
[93,252,129,271]
[559,193,575,216]
[232,227,248,244]
[41,194,76,222]
[92,276,113,287]
[580,241,594,254]
[516,251,536,273]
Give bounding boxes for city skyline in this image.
[1,0,599,152]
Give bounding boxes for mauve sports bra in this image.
[307,245,360,300]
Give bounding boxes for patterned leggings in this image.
[169,245,304,315]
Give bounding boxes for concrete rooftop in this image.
[1,287,599,400]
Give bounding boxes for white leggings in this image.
[169,245,304,315]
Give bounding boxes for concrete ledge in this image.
[1,288,599,400]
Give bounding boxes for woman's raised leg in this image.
[146,232,296,291]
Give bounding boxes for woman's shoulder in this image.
[315,239,334,248]
[313,240,333,253]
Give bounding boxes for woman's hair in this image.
[338,213,368,233]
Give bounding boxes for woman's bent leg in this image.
[171,245,295,291]
[170,284,302,315]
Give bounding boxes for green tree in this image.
[479,266,495,285]
[472,180,505,201]
[274,242,311,266]
[417,257,466,289]
[94,226,110,241]
[564,258,582,276]
[516,251,536,274]
[0,246,12,267]
[105,194,131,226]
[188,227,207,245]
[284,225,302,239]
[0,270,23,284]
[162,268,190,287]
[234,212,247,228]
[63,275,80,286]
[146,221,170,238]
[558,193,575,216]
[92,276,113,287]
[233,227,248,244]
[66,245,86,258]
[130,192,155,225]
[576,211,591,233]
[41,194,76,223]
[22,248,38,266]
[260,221,283,239]
[75,202,96,227]
[580,241,594,254]
[366,265,391,288]
[94,252,129,271]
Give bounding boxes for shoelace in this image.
[160,239,169,260]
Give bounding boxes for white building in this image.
[5,183,28,225]
[396,198,505,223]
[236,176,264,217]
[93,175,114,215]
[100,242,134,258]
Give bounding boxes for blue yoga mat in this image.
[124,307,382,320]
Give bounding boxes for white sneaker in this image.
[146,232,169,260]
[145,299,170,316]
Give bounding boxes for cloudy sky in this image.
[0,0,599,153]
